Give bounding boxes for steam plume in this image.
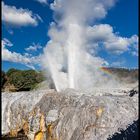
[42,0,118,91]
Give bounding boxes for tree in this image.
[6,68,21,77]
[8,71,25,91]
[7,70,45,91]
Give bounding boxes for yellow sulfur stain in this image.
[10,129,18,137]
[23,121,29,135]
[96,107,103,118]
[47,124,53,136]
[9,123,21,137]
[33,113,58,140]
[34,131,43,140]
[34,114,47,140]
[40,114,46,132]
[46,124,58,140]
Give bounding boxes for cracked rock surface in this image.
[2,88,138,140]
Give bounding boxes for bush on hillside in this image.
[1,71,7,89]
[6,69,45,91]
[6,68,20,77]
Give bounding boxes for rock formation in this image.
[2,88,138,140]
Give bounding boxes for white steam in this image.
[41,0,119,91]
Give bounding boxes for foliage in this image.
[2,67,138,92]
[6,68,20,77]
[4,68,45,91]
[1,71,7,89]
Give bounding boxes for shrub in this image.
[1,71,7,89]
[7,69,45,91]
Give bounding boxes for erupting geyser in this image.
[2,0,138,140]
[42,0,119,92]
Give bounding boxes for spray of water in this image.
[41,0,119,91]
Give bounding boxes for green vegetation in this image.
[1,67,138,92]
[1,71,7,89]
[1,68,46,92]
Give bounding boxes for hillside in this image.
[1,67,138,92]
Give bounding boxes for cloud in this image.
[86,24,138,55]
[2,2,42,27]
[25,43,42,51]
[50,0,116,23]
[2,38,13,47]
[34,0,48,5]
[111,59,126,67]
[128,35,138,56]
[2,39,41,69]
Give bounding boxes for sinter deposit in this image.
[2,87,138,140]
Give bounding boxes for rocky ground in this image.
[2,86,138,140]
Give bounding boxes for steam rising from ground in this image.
[42,0,120,91]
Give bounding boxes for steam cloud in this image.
[41,0,124,91]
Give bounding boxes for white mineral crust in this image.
[2,88,138,140]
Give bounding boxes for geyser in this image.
[41,0,118,91]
